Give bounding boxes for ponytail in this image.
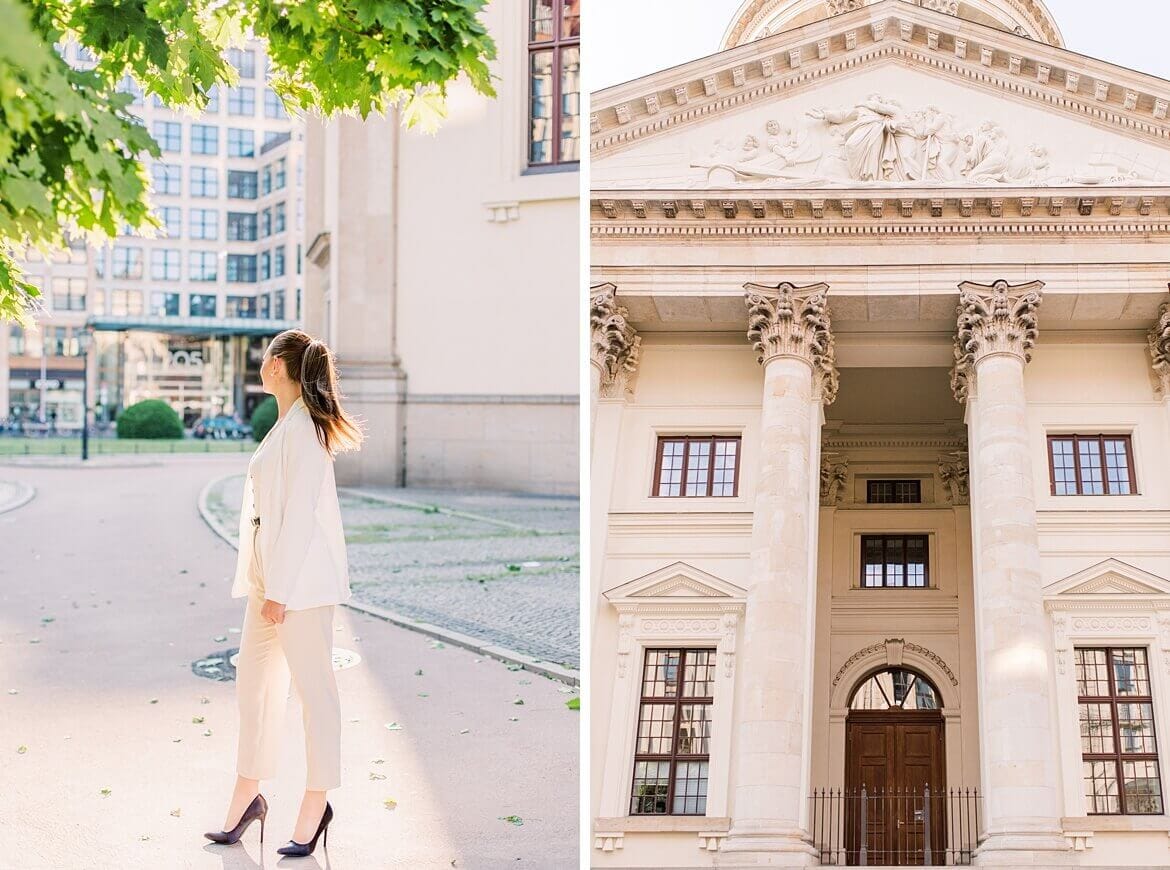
[269,329,364,455]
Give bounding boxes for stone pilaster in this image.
[951,279,1068,864]
[722,282,836,866]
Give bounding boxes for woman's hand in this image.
[261,599,287,625]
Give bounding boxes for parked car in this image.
[192,415,253,440]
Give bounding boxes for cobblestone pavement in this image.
[0,454,578,869]
[207,477,581,669]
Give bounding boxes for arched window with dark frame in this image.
[850,667,940,711]
[528,0,580,167]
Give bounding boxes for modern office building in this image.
[0,41,303,430]
[302,1,580,491]
[590,1,1170,867]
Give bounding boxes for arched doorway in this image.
[845,667,945,866]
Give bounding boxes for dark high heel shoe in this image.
[276,801,333,857]
[204,793,268,845]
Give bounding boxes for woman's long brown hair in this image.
[268,329,364,456]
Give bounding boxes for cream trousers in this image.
[234,589,341,791]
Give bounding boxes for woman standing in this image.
[204,329,364,856]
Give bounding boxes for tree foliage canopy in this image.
[0,0,496,324]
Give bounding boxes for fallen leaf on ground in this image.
[17,745,27,754]
[508,717,519,722]
[499,815,523,826]
[100,788,111,797]
[384,722,404,731]
[7,689,17,695]
[429,640,446,649]
[369,772,387,781]
[192,716,204,724]
[213,635,227,643]
[172,738,182,743]
[566,698,580,711]
[417,693,429,698]
[505,664,522,671]
[383,798,398,810]
[512,698,525,705]
[372,758,385,764]
[170,809,181,817]
[149,698,158,704]
[200,696,210,704]
[139,835,150,841]
[202,729,212,737]
[414,669,423,676]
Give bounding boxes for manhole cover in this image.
[193,648,238,682]
[193,648,361,681]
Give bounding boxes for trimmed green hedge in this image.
[250,395,278,442]
[115,399,183,439]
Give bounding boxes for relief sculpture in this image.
[690,93,1147,187]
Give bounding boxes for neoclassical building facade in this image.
[590,1,1170,867]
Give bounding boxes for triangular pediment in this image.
[592,0,1170,192]
[1045,559,1170,597]
[604,561,747,602]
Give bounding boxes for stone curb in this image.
[0,480,36,515]
[197,473,579,687]
[338,485,549,533]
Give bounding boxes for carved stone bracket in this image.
[590,283,641,399]
[1149,300,1170,398]
[721,612,739,679]
[744,281,839,404]
[615,612,634,679]
[938,450,970,505]
[951,279,1044,402]
[820,454,849,505]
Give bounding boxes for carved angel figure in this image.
[807,94,917,181]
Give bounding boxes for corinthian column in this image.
[952,279,1067,863]
[589,283,640,448]
[722,282,836,866]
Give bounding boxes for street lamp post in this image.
[78,328,92,461]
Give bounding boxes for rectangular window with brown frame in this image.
[1048,434,1136,495]
[1076,647,1163,814]
[630,648,715,815]
[860,534,929,588]
[527,0,580,167]
[867,479,922,504]
[652,436,740,498]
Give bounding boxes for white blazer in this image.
[230,395,351,610]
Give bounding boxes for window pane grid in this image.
[631,648,714,816]
[1077,647,1163,815]
[653,436,740,498]
[859,535,929,588]
[527,0,579,166]
[1049,435,1135,496]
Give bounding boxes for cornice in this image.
[592,5,1170,157]
[590,190,1170,238]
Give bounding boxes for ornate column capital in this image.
[950,278,1044,402]
[590,282,641,399]
[1149,300,1170,398]
[744,281,838,404]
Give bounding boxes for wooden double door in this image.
[845,712,946,866]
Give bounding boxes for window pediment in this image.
[1045,559,1170,601]
[604,561,747,604]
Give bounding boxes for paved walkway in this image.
[0,454,578,869]
[206,476,580,668]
